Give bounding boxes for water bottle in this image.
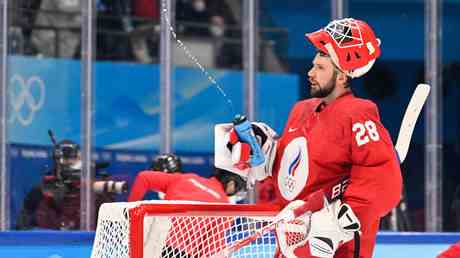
[232,114,265,167]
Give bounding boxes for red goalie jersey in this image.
[271,92,402,258]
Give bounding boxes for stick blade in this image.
[395,83,431,163]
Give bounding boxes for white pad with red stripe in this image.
[275,198,360,258]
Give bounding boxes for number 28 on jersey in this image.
[352,120,380,146]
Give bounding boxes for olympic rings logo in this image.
[9,74,46,126]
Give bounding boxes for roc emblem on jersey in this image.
[278,137,309,201]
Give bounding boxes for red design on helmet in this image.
[305,18,381,78]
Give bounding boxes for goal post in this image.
[91,200,280,258]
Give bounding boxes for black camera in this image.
[16,131,128,230]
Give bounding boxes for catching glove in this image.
[275,197,360,258]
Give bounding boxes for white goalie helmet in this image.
[214,122,278,187]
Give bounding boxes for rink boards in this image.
[0,231,458,258]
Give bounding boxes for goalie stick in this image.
[395,83,431,163]
[390,83,430,231]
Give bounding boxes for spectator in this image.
[96,0,134,61]
[133,0,159,21]
[176,0,233,38]
[176,0,212,37]
[10,0,43,55]
[31,0,81,58]
[130,0,160,63]
[207,1,242,69]
[175,0,242,69]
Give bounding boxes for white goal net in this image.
[90,201,280,258]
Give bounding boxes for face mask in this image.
[210,25,225,37]
[193,0,206,12]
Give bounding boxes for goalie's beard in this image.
[310,79,335,98]
[310,76,337,99]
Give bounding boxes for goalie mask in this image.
[214,122,278,187]
[305,18,381,78]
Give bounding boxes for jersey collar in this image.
[317,91,354,112]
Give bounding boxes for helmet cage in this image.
[306,18,381,78]
[324,18,364,49]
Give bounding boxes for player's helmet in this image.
[305,18,381,78]
[151,153,182,173]
[53,139,81,171]
[214,168,247,196]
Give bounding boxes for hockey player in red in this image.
[215,18,402,258]
[128,153,246,258]
[128,153,246,202]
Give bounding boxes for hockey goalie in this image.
[215,18,402,258]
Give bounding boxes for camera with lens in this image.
[49,137,128,196]
[16,132,128,230]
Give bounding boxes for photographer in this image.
[16,139,126,230]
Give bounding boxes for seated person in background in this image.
[128,153,246,203]
[9,0,43,55]
[96,0,134,61]
[31,0,81,58]
[176,0,213,37]
[176,0,232,38]
[130,0,160,63]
